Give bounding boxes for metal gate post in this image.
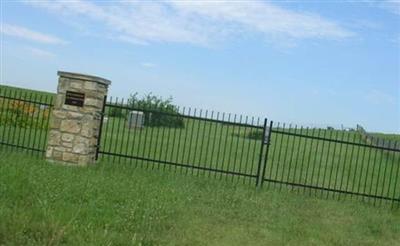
[95,95,107,161]
[260,120,273,187]
[256,118,268,187]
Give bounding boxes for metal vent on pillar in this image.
[65,91,85,107]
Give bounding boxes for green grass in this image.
[370,133,400,142]
[0,84,55,98]
[0,83,399,201]
[0,151,399,245]
[0,125,49,150]
[98,116,400,201]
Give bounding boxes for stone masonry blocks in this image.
[46,71,111,165]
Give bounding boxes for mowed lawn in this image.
[0,151,400,245]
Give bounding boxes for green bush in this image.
[0,99,50,129]
[108,106,125,118]
[246,130,263,140]
[232,130,263,140]
[128,93,184,128]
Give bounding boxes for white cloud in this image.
[24,0,354,47]
[365,89,396,105]
[1,23,67,45]
[311,89,320,96]
[25,46,55,58]
[169,0,353,39]
[360,0,400,15]
[141,62,156,68]
[391,35,400,45]
[378,0,400,15]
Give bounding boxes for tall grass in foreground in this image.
[0,151,399,245]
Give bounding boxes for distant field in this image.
[0,84,55,98]
[370,133,400,143]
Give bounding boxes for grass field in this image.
[1,85,400,245]
[98,112,400,202]
[370,133,400,143]
[0,84,55,98]
[0,84,399,203]
[0,151,400,245]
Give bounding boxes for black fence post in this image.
[95,95,107,161]
[256,118,268,187]
[260,120,273,187]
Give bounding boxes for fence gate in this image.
[96,95,108,161]
[261,124,400,205]
[97,97,271,185]
[256,119,273,187]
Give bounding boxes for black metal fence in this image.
[98,97,266,185]
[265,126,399,206]
[98,97,400,206]
[0,88,398,207]
[357,124,400,150]
[0,88,54,154]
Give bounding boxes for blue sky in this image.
[1,0,399,133]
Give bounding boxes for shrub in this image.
[108,106,125,118]
[246,130,263,140]
[231,130,263,140]
[128,93,184,128]
[0,99,49,129]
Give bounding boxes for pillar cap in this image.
[58,71,111,86]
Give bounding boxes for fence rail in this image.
[99,98,266,185]
[97,97,400,206]
[0,88,54,153]
[0,88,398,207]
[264,125,400,205]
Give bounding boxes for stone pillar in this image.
[46,71,111,165]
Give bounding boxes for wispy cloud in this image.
[377,0,400,15]
[311,89,320,96]
[364,89,396,105]
[25,46,55,58]
[361,0,400,15]
[170,1,354,39]
[24,0,355,47]
[1,23,67,44]
[141,62,156,68]
[391,35,400,45]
